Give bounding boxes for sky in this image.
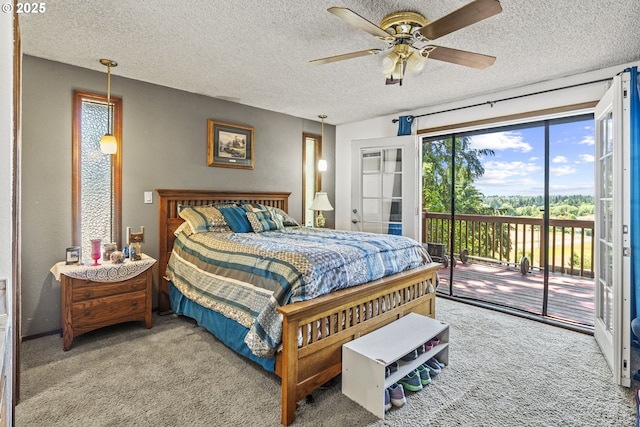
[468,118,595,197]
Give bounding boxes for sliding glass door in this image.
[425,113,595,328]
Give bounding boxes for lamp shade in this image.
[100,134,117,154]
[310,192,333,211]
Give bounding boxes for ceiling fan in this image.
[310,0,502,85]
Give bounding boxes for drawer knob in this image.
[84,310,91,316]
[84,291,91,297]
[132,301,138,306]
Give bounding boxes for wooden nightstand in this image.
[53,255,155,351]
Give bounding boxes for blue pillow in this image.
[218,206,253,233]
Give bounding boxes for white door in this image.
[350,135,421,241]
[593,73,631,386]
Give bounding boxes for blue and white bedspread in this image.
[167,227,432,358]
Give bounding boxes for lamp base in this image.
[315,212,326,228]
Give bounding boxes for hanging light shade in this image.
[318,114,328,171]
[99,58,118,155]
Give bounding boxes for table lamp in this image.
[310,192,333,228]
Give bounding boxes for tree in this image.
[422,136,495,214]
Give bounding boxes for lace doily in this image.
[51,254,156,282]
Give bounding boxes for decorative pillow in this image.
[241,203,299,227]
[271,207,300,227]
[241,203,267,213]
[173,221,193,237]
[246,210,284,233]
[178,205,231,233]
[218,206,254,233]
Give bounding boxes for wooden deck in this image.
[436,261,595,328]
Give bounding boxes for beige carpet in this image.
[16,298,636,426]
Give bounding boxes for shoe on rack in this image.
[417,364,432,386]
[400,349,418,361]
[424,358,441,375]
[398,369,423,392]
[425,338,440,351]
[385,366,391,378]
[388,383,406,407]
[384,387,392,411]
[422,363,437,377]
[388,361,399,373]
[416,344,425,355]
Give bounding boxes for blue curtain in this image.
[628,66,640,320]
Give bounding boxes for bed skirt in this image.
[169,281,276,372]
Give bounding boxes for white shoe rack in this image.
[341,312,449,419]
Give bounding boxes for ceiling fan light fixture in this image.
[382,51,400,74]
[406,52,426,75]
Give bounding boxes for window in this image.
[302,133,322,226]
[72,90,122,259]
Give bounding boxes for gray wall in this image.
[21,56,335,337]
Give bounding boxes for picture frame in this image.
[207,120,254,169]
[66,246,81,265]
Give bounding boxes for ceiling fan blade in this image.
[310,49,381,65]
[423,45,496,69]
[418,0,502,40]
[328,7,394,41]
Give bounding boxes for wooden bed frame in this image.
[156,189,441,425]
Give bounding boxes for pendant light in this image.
[99,58,118,155]
[318,114,327,171]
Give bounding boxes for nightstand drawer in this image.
[72,291,146,327]
[71,274,148,302]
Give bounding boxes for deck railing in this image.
[422,212,595,278]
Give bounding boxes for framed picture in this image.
[207,120,254,169]
[66,246,81,265]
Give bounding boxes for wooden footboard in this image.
[156,189,440,425]
[275,261,440,425]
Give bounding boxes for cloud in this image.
[578,154,594,162]
[469,132,533,153]
[578,135,595,146]
[550,165,577,176]
[552,155,569,163]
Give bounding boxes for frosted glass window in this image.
[80,101,114,259]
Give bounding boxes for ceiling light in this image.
[382,51,400,75]
[318,114,328,172]
[406,52,426,75]
[99,59,118,155]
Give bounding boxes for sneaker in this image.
[424,338,440,351]
[388,383,406,407]
[388,361,399,374]
[422,362,437,377]
[384,387,392,411]
[400,349,418,361]
[398,369,423,392]
[416,344,425,355]
[425,358,441,375]
[385,366,391,378]
[417,364,432,386]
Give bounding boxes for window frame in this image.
[71,90,123,250]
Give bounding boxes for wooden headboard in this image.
[155,189,291,312]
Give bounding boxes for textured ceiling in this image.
[19,0,640,125]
